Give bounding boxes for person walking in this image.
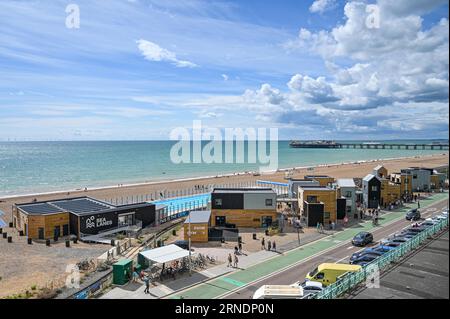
[319,223,324,233]
[261,237,265,250]
[143,275,150,294]
[227,253,233,267]
[267,240,272,251]
[238,242,242,253]
[417,200,420,209]
[272,240,276,252]
[316,222,320,233]
[233,254,239,268]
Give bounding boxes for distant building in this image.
[390,171,412,195]
[210,188,277,228]
[184,210,211,243]
[304,175,335,187]
[362,174,381,208]
[402,167,432,191]
[298,186,337,226]
[372,165,388,179]
[335,178,357,215]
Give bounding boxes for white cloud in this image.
[221,74,229,81]
[309,0,336,13]
[136,39,197,68]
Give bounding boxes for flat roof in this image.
[212,188,276,194]
[184,210,211,224]
[336,179,356,188]
[16,196,154,216]
[304,175,332,178]
[299,186,334,191]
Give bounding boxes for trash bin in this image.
[221,237,225,243]
[265,229,269,236]
[46,239,51,246]
[172,229,177,236]
[0,228,3,234]
[252,233,257,240]
[9,222,13,228]
[27,238,33,245]
[111,239,115,246]
[238,236,242,243]
[7,236,12,243]
[19,230,24,236]
[2,232,7,239]
[65,240,70,248]
[73,237,78,244]
[157,240,162,247]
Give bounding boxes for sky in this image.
[0,0,448,141]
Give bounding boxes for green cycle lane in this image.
[171,192,449,299]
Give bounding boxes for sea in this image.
[0,140,448,197]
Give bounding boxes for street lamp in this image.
[188,212,192,276]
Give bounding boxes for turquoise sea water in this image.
[0,140,447,196]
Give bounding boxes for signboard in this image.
[79,211,119,235]
[159,211,189,224]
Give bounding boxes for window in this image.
[306,195,318,203]
[265,198,273,206]
[371,186,378,191]
[315,273,325,280]
[214,198,222,206]
[344,191,352,198]
[413,175,417,179]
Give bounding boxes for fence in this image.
[315,217,449,299]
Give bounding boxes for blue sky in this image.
[0,0,448,140]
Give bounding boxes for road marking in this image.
[347,246,355,250]
[335,255,349,263]
[220,277,246,287]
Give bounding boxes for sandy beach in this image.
[1,153,448,223]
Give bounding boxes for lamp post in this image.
[188,211,192,276]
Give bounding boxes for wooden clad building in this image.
[183,210,211,243]
[211,188,278,228]
[13,197,155,240]
[304,175,335,187]
[298,186,337,225]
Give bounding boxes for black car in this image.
[350,249,384,262]
[352,232,374,246]
[350,253,379,265]
[406,209,421,221]
[406,226,427,233]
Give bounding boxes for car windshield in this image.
[355,233,366,239]
[309,267,319,277]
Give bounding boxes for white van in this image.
[252,285,304,299]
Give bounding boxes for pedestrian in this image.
[261,237,265,250]
[328,220,332,230]
[417,200,420,209]
[343,215,348,227]
[360,210,363,219]
[227,253,233,267]
[133,270,139,283]
[267,240,272,251]
[316,222,320,233]
[143,276,150,294]
[238,242,242,253]
[272,240,276,251]
[319,223,324,233]
[233,254,239,268]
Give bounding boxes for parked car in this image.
[385,237,409,244]
[394,232,417,239]
[350,253,380,265]
[406,209,421,221]
[406,226,427,233]
[350,249,385,262]
[379,241,402,250]
[300,281,324,297]
[352,232,374,247]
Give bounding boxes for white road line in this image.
[335,255,349,263]
[347,246,355,250]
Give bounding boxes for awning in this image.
[139,244,191,264]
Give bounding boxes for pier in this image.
[338,143,449,150]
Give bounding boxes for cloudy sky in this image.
[0,0,448,140]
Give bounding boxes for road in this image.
[222,196,449,299]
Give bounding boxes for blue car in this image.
[350,248,386,262]
[379,241,402,250]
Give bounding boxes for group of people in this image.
[260,237,276,251]
[227,252,239,268]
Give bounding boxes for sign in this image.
[160,211,189,224]
[85,216,113,229]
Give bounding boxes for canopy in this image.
[139,244,190,264]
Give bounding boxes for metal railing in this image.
[315,217,449,299]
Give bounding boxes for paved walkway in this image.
[168,192,448,299]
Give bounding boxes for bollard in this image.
[7,236,12,243]
[46,239,51,246]
[172,229,177,236]
[111,239,115,246]
[221,237,225,243]
[9,222,13,228]
[73,237,78,244]
[0,228,2,234]
[3,232,7,239]
[65,240,70,248]
[19,230,24,236]
[252,233,257,240]
[27,238,33,245]
[238,236,242,243]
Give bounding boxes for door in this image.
[54,226,60,239]
[24,224,28,237]
[38,227,44,240]
[261,216,273,228]
[215,216,226,226]
[63,224,69,236]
